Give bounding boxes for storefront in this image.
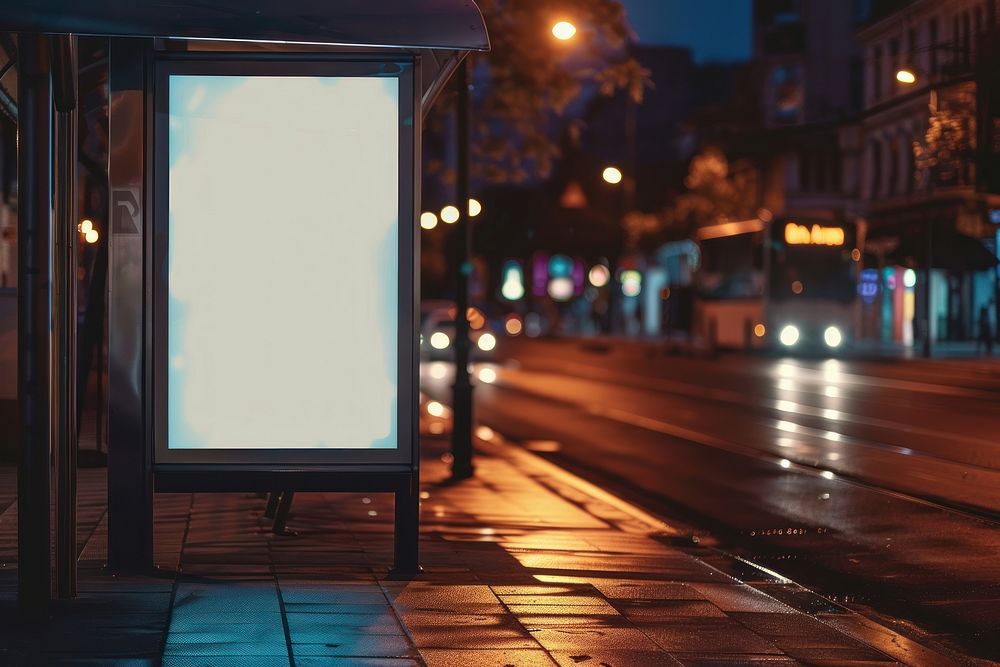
[863,198,999,347]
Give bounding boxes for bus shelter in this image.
[3,0,488,612]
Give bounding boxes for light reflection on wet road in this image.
[420,340,1000,659]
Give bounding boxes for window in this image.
[872,45,883,101]
[888,138,899,195]
[930,17,939,75]
[871,140,883,197]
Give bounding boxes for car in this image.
[420,303,498,361]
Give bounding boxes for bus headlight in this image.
[779,325,800,347]
[824,326,843,348]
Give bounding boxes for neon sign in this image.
[784,223,845,246]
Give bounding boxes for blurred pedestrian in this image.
[978,305,993,356]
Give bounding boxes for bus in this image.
[693,216,862,353]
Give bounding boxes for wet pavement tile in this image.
[778,646,900,664]
[515,614,631,629]
[285,611,404,637]
[162,657,290,667]
[549,649,684,666]
[637,617,784,654]
[165,624,287,645]
[406,623,540,649]
[593,582,708,600]
[670,653,801,667]
[396,611,517,626]
[291,633,416,657]
[527,626,664,651]
[689,584,797,614]
[506,603,623,616]
[162,641,290,658]
[614,598,729,619]
[295,659,420,667]
[295,659,419,667]
[282,597,391,612]
[496,593,615,607]
[729,611,876,649]
[419,648,558,666]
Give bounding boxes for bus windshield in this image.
[769,221,857,303]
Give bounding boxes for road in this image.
[420,338,1000,660]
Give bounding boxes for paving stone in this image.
[527,626,664,651]
[638,618,784,655]
[406,623,540,649]
[162,657,290,667]
[295,659,419,667]
[419,648,558,666]
[550,649,683,666]
[671,654,801,667]
[291,633,416,658]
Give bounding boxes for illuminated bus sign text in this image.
[784,223,845,246]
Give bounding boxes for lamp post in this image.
[449,22,576,479]
[450,55,474,480]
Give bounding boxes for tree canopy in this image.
[426,0,648,186]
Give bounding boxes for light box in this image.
[153,59,416,466]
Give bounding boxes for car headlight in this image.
[430,332,450,350]
[824,326,843,348]
[779,325,800,347]
[477,332,497,352]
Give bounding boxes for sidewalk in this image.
[0,416,968,665]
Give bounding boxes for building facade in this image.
[858,0,1000,347]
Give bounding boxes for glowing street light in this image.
[78,218,94,234]
[602,166,623,185]
[468,198,482,217]
[420,212,438,230]
[551,21,577,41]
[84,229,99,244]
[896,68,917,84]
[441,205,460,224]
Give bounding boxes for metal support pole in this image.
[16,32,53,614]
[107,38,153,573]
[264,491,281,519]
[51,34,79,599]
[392,474,420,574]
[923,221,934,358]
[450,57,474,480]
[271,492,295,536]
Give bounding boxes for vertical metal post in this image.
[107,38,153,572]
[16,32,53,614]
[450,58,474,480]
[392,474,420,574]
[51,34,79,598]
[923,220,934,358]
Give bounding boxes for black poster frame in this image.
[150,54,419,472]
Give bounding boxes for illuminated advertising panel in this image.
[154,59,415,466]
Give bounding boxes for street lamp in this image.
[602,166,623,185]
[420,211,438,230]
[551,21,577,41]
[441,205,460,224]
[896,68,917,84]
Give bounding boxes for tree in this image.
[425,0,648,186]
[913,82,977,189]
[622,147,758,250]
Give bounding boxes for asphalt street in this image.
[421,338,1000,660]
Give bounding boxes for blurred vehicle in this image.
[420,302,498,361]
[693,216,862,354]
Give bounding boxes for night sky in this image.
[619,0,752,63]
